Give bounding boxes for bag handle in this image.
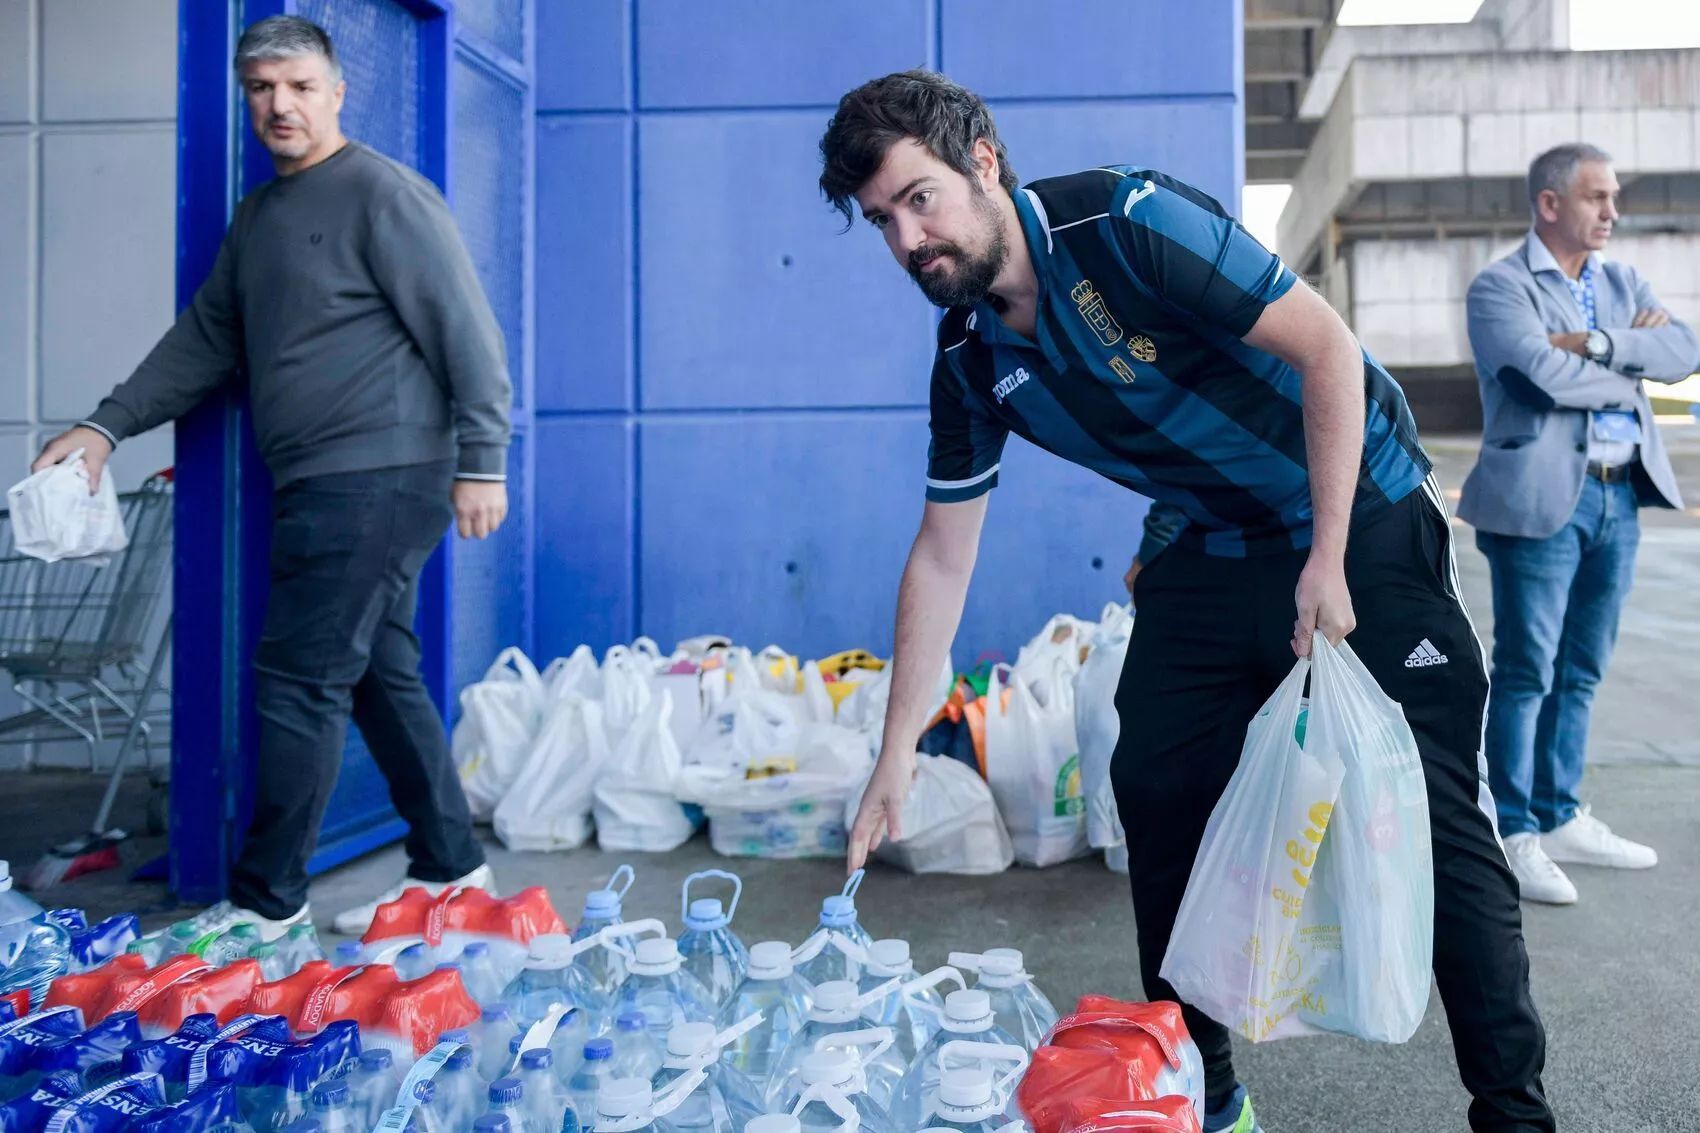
[1041,1011,1184,1069]
[681,870,742,925]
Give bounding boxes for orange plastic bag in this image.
[1058,1096,1201,1133]
[137,958,263,1032]
[45,953,212,1025]
[1018,1047,1151,1133]
[1048,997,1205,1120]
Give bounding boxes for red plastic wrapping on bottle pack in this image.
[366,967,481,1055]
[1,989,29,1018]
[44,953,213,1025]
[136,958,264,1033]
[1057,1096,1202,1133]
[243,961,399,1032]
[361,885,566,949]
[1019,1046,1154,1133]
[1019,997,1205,1133]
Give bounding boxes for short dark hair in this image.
[235,15,341,81]
[818,69,1017,227]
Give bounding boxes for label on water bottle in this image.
[110,961,212,1013]
[383,1038,459,1121]
[43,1071,163,1133]
[185,1013,265,1092]
[422,889,459,947]
[296,966,364,1031]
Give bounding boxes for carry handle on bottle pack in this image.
[812,1025,896,1074]
[936,1039,1030,1098]
[792,930,868,969]
[899,966,968,1024]
[680,870,742,926]
[663,1011,766,1070]
[948,951,1033,987]
[596,1068,708,1133]
[602,865,636,904]
[593,918,668,964]
[811,976,905,1021]
[789,1080,864,1132]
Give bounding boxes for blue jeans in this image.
[1477,476,1640,837]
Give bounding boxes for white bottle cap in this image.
[943,989,994,1030]
[596,1077,652,1118]
[809,980,858,1020]
[747,941,794,980]
[799,1048,857,1089]
[745,1117,801,1133]
[865,939,911,976]
[629,937,682,975]
[526,933,575,968]
[938,1065,995,1108]
[665,1021,715,1059]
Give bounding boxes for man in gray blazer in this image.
[1461,143,1696,905]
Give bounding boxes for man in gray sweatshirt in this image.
[33,16,508,939]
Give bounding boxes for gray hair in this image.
[1528,143,1611,210]
[235,16,341,81]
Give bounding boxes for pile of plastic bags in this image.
[451,603,1139,875]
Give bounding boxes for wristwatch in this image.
[1585,329,1611,363]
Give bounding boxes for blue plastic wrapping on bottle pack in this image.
[238,1019,361,1131]
[0,1006,85,1092]
[129,1082,245,1133]
[21,1011,142,1096]
[123,1013,295,1101]
[47,913,142,974]
[0,1068,168,1133]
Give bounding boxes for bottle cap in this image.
[311,1081,349,1107]
[526,933,575,967]
[866,939,911,975]
[943,990,994,1030]
[799,1049,856,1088]
[810,980,857,1017]
[615,1013,646,1034]
[665,1022,715,1059]
[481,1005,512,1023]
[683,898,728,932]
[358,1048,393,1070]
[488,1077,522,1105]
[819,895,857,927]
[596,1077,651,1118]
[473,1117,512,1132]
[629,937,681,975]
[747,941,795,980]
[521,1048,553,1071]
[461,941,490,958]
[938,1065,995,1108]
[583,1037,614,1062]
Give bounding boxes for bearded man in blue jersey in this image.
[832,71,1552,1133]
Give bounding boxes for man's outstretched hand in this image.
[32,426,114,492]
[846,749,917,874]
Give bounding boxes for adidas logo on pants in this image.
[1405,638,1449,668]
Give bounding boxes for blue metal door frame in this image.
[171,0,456,903]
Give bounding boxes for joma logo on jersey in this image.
[992,366,1031,404]
[1070,280,1123,346]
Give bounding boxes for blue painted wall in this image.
[532,0,1244,662]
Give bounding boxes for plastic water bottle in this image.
[795,872,872,988]
[592,1075,704,1133]
[347,1048,403,1126]
[518,1048,570,1133]
[571,865,635,1010]
[567,1039,615,1119]
[307,1081,359,1133]
[887,991,1022,1130]
[279,924,325,973]
[332,941,364,968]
[947,950,1058,1051]
[789,1049,891,1133]
[474,1004,522,1082]
[914,1043,1029,1131]
[503,934,594,1028]
[745,1118,800,1133]
[435,1042,488,1130]
[475,1116,514,1133]
[859,942,952,1066]
[607,1013,663,1083]
[675,871,749,1008]
[649,1020,765,1132]
[412,1079,455,1131]
[485,1077,531,1131]
[396,943,434,981]
[460,941,510,1007]
[0,862,74,1008]
[717,941,811,1082]
[609,938,717,1041]
[763,979,906,1110]
[249,942,289,982]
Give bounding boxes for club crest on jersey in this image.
[1070,280,1123,347]
[1129,334,1157,363]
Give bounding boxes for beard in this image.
[906,189,1009,309]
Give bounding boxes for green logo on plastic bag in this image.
[1054,754,1084,817]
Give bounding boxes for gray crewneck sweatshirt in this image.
[84,141,511,484]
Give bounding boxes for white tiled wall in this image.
[0,0,180,770]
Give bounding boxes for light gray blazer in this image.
[1459,232,1695,539]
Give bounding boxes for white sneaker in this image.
[185,900,311,943]
[1542,806,1658,870]
[1504,833,1578,905]
[331,863,496,936]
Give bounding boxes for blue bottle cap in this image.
[509,1035,525,1054]
[441,1029,471,1045]
[684,898,729,932]
[400,943,426,958]
[474,1117,512,1133]
[461,941,490,959]
[359,1048,393,1070]
[481,1005,512,1023]
[520,1048,552,1071]
[615,1013,646,1033]
[311,1080,349,1107]
[333,941,363,964]
[445,1046,474,1071]
[582,1038,614,1061]
[582,888,621,919]
[291,1124,323,1133]
[819,895,857,927]
[435,962,462,973]
[489,1077,523,1105]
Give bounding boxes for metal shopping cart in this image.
[0,473,174,845]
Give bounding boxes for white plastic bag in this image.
[1160,635,1432,1044]
[1076,603,1133,857]
[599,644,656,750]
[6,452,129,565]
[542,644,600,699]
[1013,613,1094,681]
[844,753,1013,875]
[593,690,698,852]
[452,648,546,821]
[493,691,611,851]
[984,663,1091,868]
[684,723,873,860]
